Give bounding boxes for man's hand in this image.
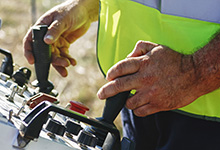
[97,41,201,117]
[23,0,99,77]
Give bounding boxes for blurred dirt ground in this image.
[0,0,123,133]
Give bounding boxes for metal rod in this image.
[31,0,37,24]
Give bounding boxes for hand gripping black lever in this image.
[32,25,54,94]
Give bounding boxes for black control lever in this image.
[101,91,132,149]
[89,91,132,149]
[32,25,54,94]
[102,91,130,123]
[0,48,13,77]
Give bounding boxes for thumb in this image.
[44,20,66,44]
[127,41,159,57]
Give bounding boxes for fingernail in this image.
[70,59,77,66]
[44,35,54,42]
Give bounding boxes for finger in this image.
[52,65,68,77]
[51,53,71,67]
[23,28,34,64]
[127,41,159,57]
[125,92,150,110]
[97,73,140,99]
[106,58,140,81]
[59,48,77,66]
[44,20,67,44]
[126,86,158,110]
[67,57,77,66]
[133,104,159,117]
[25,50,35,64]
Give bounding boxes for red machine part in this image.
[69,101,89,114]
[27,93,59,109]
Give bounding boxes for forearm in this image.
[63,0,99,22]
[78,0,99,22]
[192,32,220,96]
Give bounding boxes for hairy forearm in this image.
[192,32,220,96]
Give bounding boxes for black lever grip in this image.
[102,91,130,124]
[91,91,130,147]
[32,25,53,93]
[0,48,13,77]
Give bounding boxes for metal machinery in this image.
[0,24,135,150]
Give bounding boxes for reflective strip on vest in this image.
[97,0,220,121]
[132,0,220,23]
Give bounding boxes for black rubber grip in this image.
[0,48,13,76]
[102,91,130,123]
[32,25,53,93]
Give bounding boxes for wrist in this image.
[192,33,220,96]
[55,0,98,30]
[78,0,99,22]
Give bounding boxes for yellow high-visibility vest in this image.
[97,0,220,121]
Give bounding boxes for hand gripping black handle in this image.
[102,91,130,124]
[32,25,53,93]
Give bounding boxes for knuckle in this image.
[114,78,124,92]
[130,58,140,68]
[126,99,134,109]
[136,40,149,48]
[51,25,60,33]
[126,94,140,110]
[136,40,144,47]
[115,61,125,75]
[136,40,150,46]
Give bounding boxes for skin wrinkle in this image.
[114,78,125,93]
